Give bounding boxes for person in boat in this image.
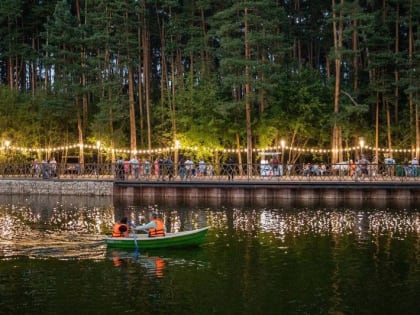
[112,217,130,237]
[134,213,166,237]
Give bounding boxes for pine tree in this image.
[211,0,288,170]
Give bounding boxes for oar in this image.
[133,232,138,250]
[129,221,139,254]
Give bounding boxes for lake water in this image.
[0,195,419,315]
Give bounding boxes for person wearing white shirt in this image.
[411,157,418,177]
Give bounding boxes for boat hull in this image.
[105,226,209,249]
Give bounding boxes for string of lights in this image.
[0,143,417,155]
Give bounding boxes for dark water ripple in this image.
[0,197,419,314]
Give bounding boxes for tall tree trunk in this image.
[141,10,152,154]
[326,55,331,79]
[416,98,419,159]
[171,51,177,156]
[103,2,115,162]
[385,98,392,153]
[332,0,344,163]
[75,0,88,134]
[375,94,379,161]
[76,96,84,166]
[379,0,393,157]
[244,7,253,174]
[128,66,137,156]
[171,48,177,139]
[123,3,137,157]
[31,37,36,96]
[109,87,116,163]
[6,9,15,90]
[407,0,418,157]
[159,18,168,123]
[8,56,14,89]
[394,3,400,123]
[44,29,50,89]
[352,17,358,92]
[294,0,302,69]
[236,133,243,176]
[199,7,208,76]
[137,20,144,148]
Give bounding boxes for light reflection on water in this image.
[258,208,420,241]
[0,196,419,260]
[0,196,112,260]
[0,195,419,314]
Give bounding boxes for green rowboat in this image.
[105,226,210,249]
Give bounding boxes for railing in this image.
[0,161,419,182]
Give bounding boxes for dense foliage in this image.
[0,0,419,163]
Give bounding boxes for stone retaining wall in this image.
[113,181,420,202]
[2,179,420,200]
[0,180,113,196]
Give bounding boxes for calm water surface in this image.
[0,195,419,315]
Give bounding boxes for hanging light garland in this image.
[0,143,417,156]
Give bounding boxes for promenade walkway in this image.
[1,161,419,187]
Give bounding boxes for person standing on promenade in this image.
[42,160,50,179]
[158,156,165,181]
[349,159,356,177]
[198,158,206,176]
[384,155,395,177]
[129,156,140,179]
[154,158,160,178]
[115,157,124,180]
[143,158,151,179]
[370,156,378,177]
[359,155,370,179]
[272,156,279,176]
[411,157,418,177]
[225,157,234,181]
[164,156,174,181]
[32,158,40,177]
[178,155,186,180]
[185,157,194,180]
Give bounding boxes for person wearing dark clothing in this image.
[178,156,186,180]
[115,157,125,180]
[165,157,174,181]
[226,157,234,181]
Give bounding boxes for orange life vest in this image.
[155,258,165,278]
[112,223,129,237]
[148,219,165,237]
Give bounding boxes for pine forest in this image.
[0,0,419,166]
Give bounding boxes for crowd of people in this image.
[266,154,420,179]
[112,153,420,180]
[32,157,58,179]
[114,155,230,181]
[27,153,419,180]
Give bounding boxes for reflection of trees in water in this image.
[208,209,420,241]
[0,203,114,238]
[0,202,112,259]
[184,206,420,243]
[1,200,419,263]
[369,211,420,235]
[2,201,418,240]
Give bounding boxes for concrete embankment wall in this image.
[1,179,420,201]
[113,181,420,202]
[0,180,114,196]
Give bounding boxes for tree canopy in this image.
[0,0,419,164]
